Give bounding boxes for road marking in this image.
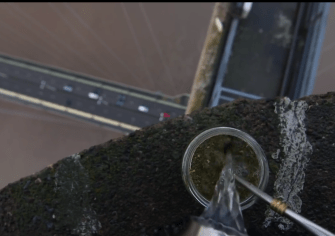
[92,115,119,126]
[41,101,66,111]
[129,91,155,101]
[0,87,140,131]
[17,94,40,104]
[29,66,49,74]
[119,122,139,130]
[0,72,7,78]
[67,108,92,119]
[40,80,46,89]
[46,85,56,91]
[0,89,16,97]
[49,71,74,81]
[0,56,187,109]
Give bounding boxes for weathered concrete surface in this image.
[186,2,232,115]
[0,92,334,236]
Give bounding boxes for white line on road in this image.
[0,72,8,78]
[0,87,140,131]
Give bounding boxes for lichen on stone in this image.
[264,97,313,230]
[186,3,231,114]
[272,11,293,48]
[54,153,102,236]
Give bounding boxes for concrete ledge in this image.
[186,2,232,114]
[0,92,334,235]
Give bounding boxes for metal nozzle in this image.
[234,175,335,236]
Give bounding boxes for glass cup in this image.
[182,127,269,210]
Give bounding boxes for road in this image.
[0,55,186,133]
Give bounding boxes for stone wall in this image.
[0,92,334,236]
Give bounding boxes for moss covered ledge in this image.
[0,92,335,236]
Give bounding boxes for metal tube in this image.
[292,3,315,99]
[235,175,335,236]
[235,175,273,204]
[221,87,263,100]
[209,11,240,108]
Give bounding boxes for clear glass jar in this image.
[182,127,269,210]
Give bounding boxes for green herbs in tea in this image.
[189,135,260,202]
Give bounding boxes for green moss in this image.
[190,135,260,202]
[9,168,60,234]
